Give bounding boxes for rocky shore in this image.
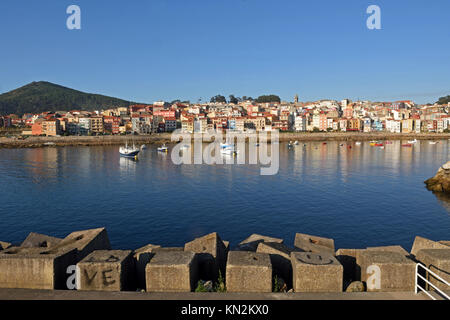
[425,161,450,193]
[1,132,449,149]
[1,228,449,295]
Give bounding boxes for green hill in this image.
[0,81,140,116]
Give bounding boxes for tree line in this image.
[210,94,280,104]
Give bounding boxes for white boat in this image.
[221,145,238,155]
[429,141,438,145]
[294,141,299,145]
[120,142,140,157]
[157,144,168,152]
[408,139,417,144]
[355,142,362,145]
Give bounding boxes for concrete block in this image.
[291,252,343,292]
[223,240,230,252]
[146,251,198,292]
[76,250,134,291]
[256,242,293,288]
[439,240,450,247]
[0,246,77,289]
[366,245,409,257]
[133,244,161,290]
[152,247,184,252]
[237,234,283,251]
[53,227,111,261]
[294,233,335,255]
[360,251,416,292]
[416,249,450,291]
[0,242,11,250]
[410,236,448,257]
[226,251,272,293]
[336,248,365,282]
[184,232,227,281]
[21,232,62,249]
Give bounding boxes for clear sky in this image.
[1,0,449,104]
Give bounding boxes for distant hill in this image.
[0,81,140,116]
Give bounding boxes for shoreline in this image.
[1,132,450,149]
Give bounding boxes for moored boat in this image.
[408,139,417,144]
[157,144,168,152]
[120,142,140,157]
[402,143,412,147]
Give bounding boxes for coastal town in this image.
[1,95,450,137]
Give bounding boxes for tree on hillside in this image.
[229,95,239,104]
[437,95,450,105]
[255,95,281,103]
[210,95,227,103]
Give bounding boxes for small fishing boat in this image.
[221,146,238,155]
[355,142,361,146]
[375,143,384,147]
[157,144,168,152]
[429,141,439,145]
[120,142,140,158]
[402,144,412,147]
[369,142,377,146]
[408,139,417,144]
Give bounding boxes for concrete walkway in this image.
[0,289,440,300]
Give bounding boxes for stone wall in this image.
[1,229,449,293]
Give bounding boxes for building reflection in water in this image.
[433,192,450,214]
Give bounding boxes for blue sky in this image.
[0,0,449,104]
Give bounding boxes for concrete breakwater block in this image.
[416,249,450,291]
[133,244,161,291]
[237,234,283,251]
[366,245,409,257]
[291,252,343,292]
[21,232,62,249]
[76,250,134,291]
[336,248,365,283]
[294,233,335,255]
[146,251,199,292]
[256,242,294,289]
[226,251,272,293]
[0,246,77,289]
[184,232,227,281]
[439,240,450,247]
[0,227,111,290]
[54,227,111,261]
[360,251,416,292]
[410,236,448,257]
[0,242,11,250]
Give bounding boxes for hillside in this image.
[0,81,139,115]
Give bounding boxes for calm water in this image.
[0,140,449,251]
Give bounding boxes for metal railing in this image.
[415,263,450,300]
